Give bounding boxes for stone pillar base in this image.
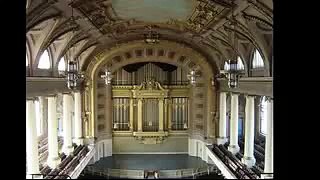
[242,156,256,168]
[47,156,61,169]
[261,173,274,179]
[26,174,43,179]
[62,145,74,155]
[228,144,240,154]
[84,137,95,145]
[73,137,84,145]
[216,137,228,145]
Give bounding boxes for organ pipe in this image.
[111,63,188,85]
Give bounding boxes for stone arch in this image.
[84,40,217,137]
[87,40,215,82]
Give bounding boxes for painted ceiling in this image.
[112,0,197,23]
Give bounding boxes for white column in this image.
[104,85,113,138]
[74,91,83,145]
[242,95,256,167]
[26,99,40,176]
[62,93,74,155]
[228,93,240,154]
[217,92,227,145]
[263,97,273,178]
[39,96,48,136]
[47,96,61,168]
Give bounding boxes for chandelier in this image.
[144,25,160,44]
[219,4,244,89]
[66,60,84,90]
[66,2,84,90]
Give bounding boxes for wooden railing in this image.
[83,165,218,179]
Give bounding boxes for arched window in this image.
[26,54,29,66]
[58,57,66,71]
[38,50,51,69]
[237,56,245,70]
[252,49,264,69]
[260,97,267,135]
[224,61,229,70]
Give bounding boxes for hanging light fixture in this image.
[219,3,244,89]
[144,25,160,44]
[66,1,84,90]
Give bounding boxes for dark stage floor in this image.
[91,154,209,170]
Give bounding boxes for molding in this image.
[26,77,65,82]
[217,77,273,97]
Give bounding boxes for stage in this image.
[91,154,209,170]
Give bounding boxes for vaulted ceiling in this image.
[26,0,273,76]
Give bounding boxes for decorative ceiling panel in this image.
[112,0,197,23]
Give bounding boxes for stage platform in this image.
[91,154,208,170]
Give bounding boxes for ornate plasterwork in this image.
[26,0,273,78]
[132,79,169,99]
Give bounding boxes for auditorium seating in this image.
[39,136,63,164]
[40,144,89,179]
[215,137,266,178]
[211,144,259,179]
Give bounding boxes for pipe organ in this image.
[171,98,188,130]
[112,98,130,131]
[112,63,189,85]
[97,62,191,144]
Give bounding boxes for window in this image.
[38,50,51,69]
[260,97,267,135]
[35,101,41,136]
[252,49,264,69]
[237,56,245,70]
[58,57,66,71]
[26,54,29,66]
[238,118,243,137]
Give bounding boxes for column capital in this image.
[244,94,257,98]
[62,92,72,95]
[230,92,240,97]
[26,97,37,101]
[46,94,57,98]
[73,89,82,93]
[265,96,274,102]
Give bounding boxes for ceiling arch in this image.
[85,40,215,84]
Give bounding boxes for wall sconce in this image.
[187,70,200,85]
[183,122,188,129]
[101,69,114,85]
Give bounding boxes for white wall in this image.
[113,136,188,154]
[93,139,112,163]
[188,138,210,163]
